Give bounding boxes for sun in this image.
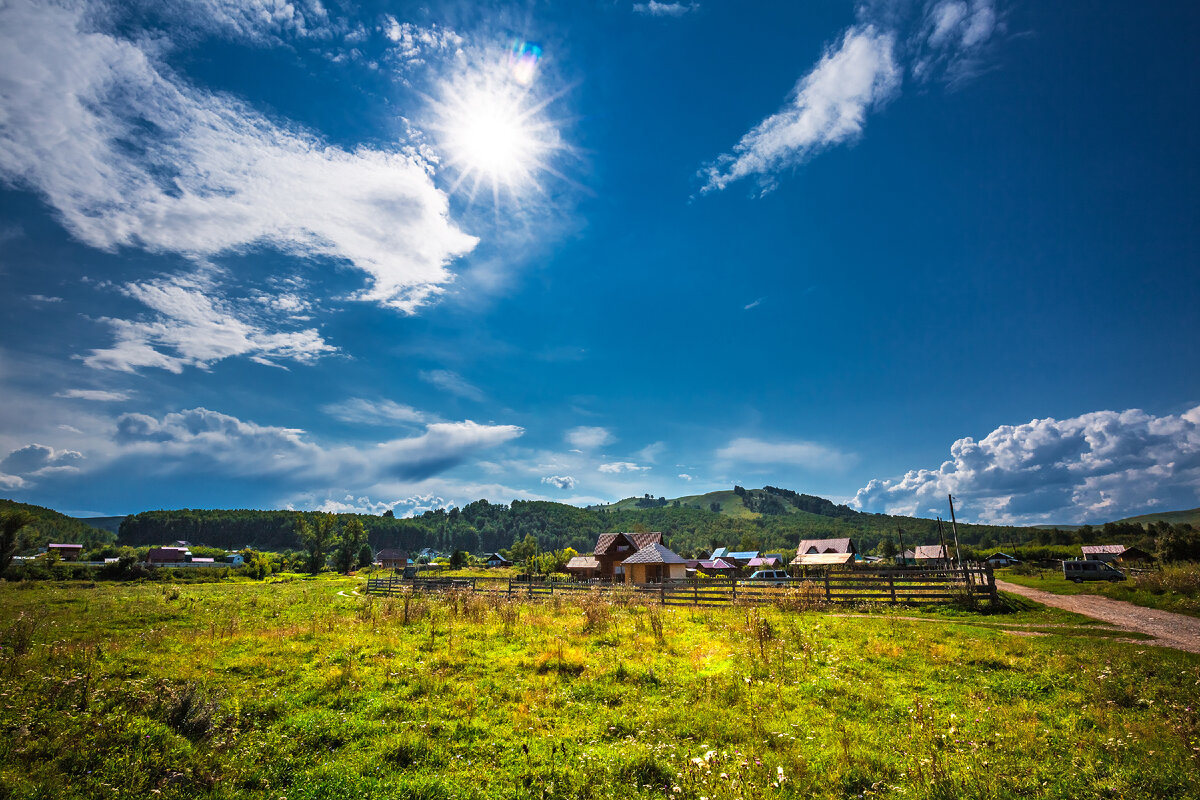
[427,43,567,205]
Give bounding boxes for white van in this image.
[746,569,790,585]
[1062,559,1126,583]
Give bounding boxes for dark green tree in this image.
[0,510,36,574]
[334,517,366,573]
[357,543,374,568]
[878,535,897,559]
[296,513,337,574]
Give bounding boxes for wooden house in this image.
[983,552,1019,567]
[376,548,410,569]
[485,553,513,568]
[591,532,663,581]
[564,555,601,580]
[47,543,83,561]
[913,544,951,567]
[621,542,687,584]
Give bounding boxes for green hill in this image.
[0,499,118,552]
[1114,507,1200,528]
[73,516,127,535]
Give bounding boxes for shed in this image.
[47,543,83,561]
[1081,544,1126,563]
[565,555,601,579]
[1116,546,1153,563]
[622,542,687,584]
[146,546,189,564]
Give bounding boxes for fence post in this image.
[659,582,665,605]
[824,574,831,601]
[507,579,512,598]
[731,577,736,602]
[889,576,896,603]
[694,581,698,606]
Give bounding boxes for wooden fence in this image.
[363,567,996,607]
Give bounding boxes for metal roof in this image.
[565,555,601,571]
[622,542,686,565]
[790,552,854,566]
[796,538,855,555]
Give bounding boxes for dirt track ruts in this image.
[995,579,1200,654]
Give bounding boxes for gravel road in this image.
[995,579,1200,654]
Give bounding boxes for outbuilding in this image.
[622,542,687,584]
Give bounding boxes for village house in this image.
[564,554,601,580]
[485,552,513,568]
[376,549,410,569]
[47,543,83,561]
[1082,544,1153,564]
[983,552,1019,567]
[146,546,190,564]
[790,538,856,568]
[575,532,663,581]
[621,542,687,584]
[912,544,952,567]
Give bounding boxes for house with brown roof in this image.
[621,542,687,584]
[591,532,663,581]
[913,545,951,567]
[376,549,410,569]
[146,546,190,564]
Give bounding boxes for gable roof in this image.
[594,531,663,555]
[914,545,948,560]
[790,552,854,566]
[565,555,601,571]
[1082,544,1127,556]
[622,542,686,565]
[697,558,737,570]
[376,548,408,560]
[710,547,729,559]
[796,538,855,555]
[747,556,781,567]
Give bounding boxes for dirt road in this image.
[995,580,1200,654]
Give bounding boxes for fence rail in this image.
[363,567,996,607]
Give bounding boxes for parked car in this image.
[745,569,791,585]
[1062,559,1126,583]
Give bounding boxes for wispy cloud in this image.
[743,297,764,311]
[716,437,855,470]
[28,294,62,303]
[419,369,486,402]
[82,272,335,373]
[700,1,1003,193]
[322,398,432,426]
[678,473,693,481]
[55,389,132,402]
[633,2,698,17]
[566,426,615,449]
[852,405,1200,524]
[598,461,649,473]
[382,17,463,67]
[0,0,477,315]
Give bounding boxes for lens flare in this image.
[508,41,541,85]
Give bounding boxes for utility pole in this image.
[948,494,964,569]
[936,517,949,568]
[896,525,906,567]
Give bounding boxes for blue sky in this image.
[1,0,1197,524]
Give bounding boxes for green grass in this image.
[998,565,1200,618]
[1115,507,1200,528]
[1,577,1198,799]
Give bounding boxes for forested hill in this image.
[0,499,118,551]
[114,489,1063,558]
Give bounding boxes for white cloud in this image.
[0,0,477,314]
[28,294,62,303]
[913,0,1002,84]
[0,443,84,487]
[566,426,615,449]
[743,297,763,311]
[716,437,855,470]
[599,461,649,474]
[322,398,431,426]
[678,473,693,481]
[541,475,577,490]
[312,493,452,517]
[633,2,698,17]
[55,389,133,402]
[701,26,900,193]
[150,0,337,43]
[852,405,1200,524]
[382,18,463,66]
[82,272,335,373]
[419,369,486,402]
[637,441,666,463]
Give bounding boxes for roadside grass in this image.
[0,578,1196,799]
[998,565,1200,618]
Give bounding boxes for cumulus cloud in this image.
[566,426,614,450]
[852,406,1200,524]
[419,369,486,402]
[312,493,453,517]
[716,437,855,470]
[55,389,132,402]
[0,443,84,487]
[0,0,477,314]
[633,2,698,17]
[598,461,649,474]
[700,1,1003,192]
[82,272,335,373]
[541,475,577,490]
[322,398,431,426]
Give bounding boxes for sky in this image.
[1,0,1198,525]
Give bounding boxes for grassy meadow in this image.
[998,564,1200,617]
[1,576,1198,799]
